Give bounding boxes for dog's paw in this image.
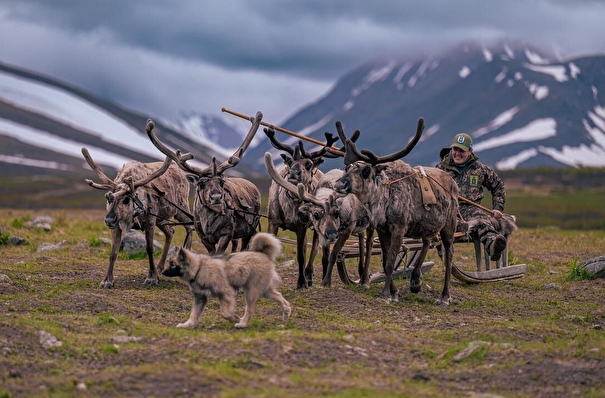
[176,321,195,328]
[234,322,247,329]
[283,306,292,321]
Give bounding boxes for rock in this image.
[578,256,605,278]
[36,240,67,253]
[120,230,162,255]
[8,236,27,245]
[39,330,62,349]
[25,216,55,232]
[452,341,489,362]
[111,335,143,343]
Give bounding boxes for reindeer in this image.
[265,153,373,287]
[146,113,262,254]
[332,118,460,305]
[82,148,194,288]
[263,126,340,289]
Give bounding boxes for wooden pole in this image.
[222,108,341,150]
[458,195,494,214]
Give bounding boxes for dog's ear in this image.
[177,246,187,263]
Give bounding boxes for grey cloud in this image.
[1,0,604,123]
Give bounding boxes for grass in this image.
[1,189,605,396]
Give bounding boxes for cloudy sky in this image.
[1,0,605,126]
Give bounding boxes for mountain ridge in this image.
[1,41,605,185]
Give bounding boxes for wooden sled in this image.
[335,236,435,286]
[335,230,527,286]
[280,228,527,286]
[450,231,527,283]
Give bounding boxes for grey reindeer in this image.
[332,118,460,305]
[146,113,262,254]
[263,126,340,288]
[82,148,194,288]
[265,152,373,288]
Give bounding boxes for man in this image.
[437,133,507,261]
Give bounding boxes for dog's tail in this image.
[248,232,282,262]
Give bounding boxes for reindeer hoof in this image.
[99,281,114,288]
[144,278,159,286]
[434,297,451,306]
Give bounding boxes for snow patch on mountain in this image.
[473,119,557,151]
[0,70,162,162]
[523,63,569,82]
[473,107,519,138]
[0,118,133,170]
[459,66,471,78]
[496,148,539,170]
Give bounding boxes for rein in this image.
[129,191,195,226]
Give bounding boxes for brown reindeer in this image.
[265,153,373,287]
[146,114,262,254]
[263,126,340,289]
[332,118,460,305]
[82,148,194,288]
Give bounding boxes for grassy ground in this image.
[1,208,604,397]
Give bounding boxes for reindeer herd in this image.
[83,112,459,305]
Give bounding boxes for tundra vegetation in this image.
[0,207,604,397]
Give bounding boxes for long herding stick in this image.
[222,108,341,151]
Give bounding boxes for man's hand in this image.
[492,209,503,219]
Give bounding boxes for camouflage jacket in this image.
[437,151,506,212]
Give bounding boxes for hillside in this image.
[245,42,605,172]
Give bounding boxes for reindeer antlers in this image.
[82,146,172,191]
[146,112,263,177]
[339,117,425,166]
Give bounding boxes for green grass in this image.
[507,189,605,229]
[1,190,605,396]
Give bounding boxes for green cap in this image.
[451,133,473,151]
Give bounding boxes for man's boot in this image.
[487,234,507,261]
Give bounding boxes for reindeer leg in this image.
[305,230,319,286]
[175,213,194,250]
[323,236,346,287]
[360,228,374,288]
[156,223,174,273]
[296,229,309,289]
[410,238,431,294]
[436,230,455,306]
[101,228,122,288]
[201,236,216,254]
[216,234,233,254]
[380,229,402,302]
[143,225,159,286]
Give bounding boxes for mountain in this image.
[0,61,251,179]
[244,42,605,171]
[2,40,605,189]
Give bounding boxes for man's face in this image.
[451,146,472,165]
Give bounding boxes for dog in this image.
[163,232,291,329]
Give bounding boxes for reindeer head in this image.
[146,113,262,214]
[81,147,172,230]
[264,126,338,187]
[265,152,344,243]
[333,118,425,202]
